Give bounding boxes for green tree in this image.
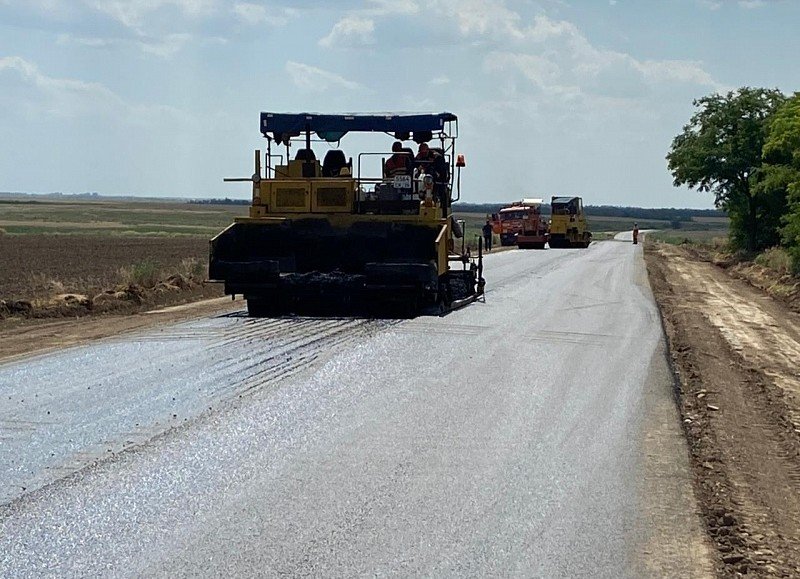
[763,93,800,272]
[667,87,786,252]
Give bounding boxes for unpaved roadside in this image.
[646,242,800,577]
[0,296,241,363]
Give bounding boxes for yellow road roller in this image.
[548,196,592,248]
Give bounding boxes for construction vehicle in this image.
[548,196,591,248]
[208,112,484,317]
[516,199,549,249]
[490,207,517,247]
[491,198,549,249]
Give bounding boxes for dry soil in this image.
[646,242,800,578]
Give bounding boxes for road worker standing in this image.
[482,220,494,252]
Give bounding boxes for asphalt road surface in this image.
[0,240,711,577]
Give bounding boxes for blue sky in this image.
[0,0,797,208]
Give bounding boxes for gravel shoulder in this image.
[645,242,800,577]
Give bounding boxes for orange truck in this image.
[491,199,549,249]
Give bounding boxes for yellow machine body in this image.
[209,112,482,316]
[548,196,592,248]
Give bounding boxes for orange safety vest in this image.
[385,154,409,176]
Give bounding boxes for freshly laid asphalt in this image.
[0,239,711,577]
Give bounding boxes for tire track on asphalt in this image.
[0,315,397,505]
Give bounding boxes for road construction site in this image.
[0,238,715,577]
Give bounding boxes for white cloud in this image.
[464,13,722,102]
[233,2,265,22]
[84,0,217,30]
[232,2,297,26]
[430,76,450,86]
[285,61,362,92]
[43,0,223,58]
[0,55,191,127]
[364,0,419,16]
[139,32,193,57]
[56,31,195,58]
[484,51,563,90]
[738,0,766,8]
[637,59,717,86]
[319,16,375,48]
[0,55,124,117]
[433,0,525,40]
[699,0,767,8]
[56,33,113,48]
[317,0,418,48]
[2,0,75,19]
[527,13,584,44]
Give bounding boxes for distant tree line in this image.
[453,202,723,222]
[667,87,800,272]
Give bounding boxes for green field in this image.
[649,229,729,246]
[452,211,491,249]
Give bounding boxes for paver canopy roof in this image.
[260,112,457,142]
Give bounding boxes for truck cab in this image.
[492,198,549,249]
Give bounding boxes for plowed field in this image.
[0,235,212,300]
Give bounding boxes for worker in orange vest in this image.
[384,142,411,177]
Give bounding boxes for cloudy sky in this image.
[0,0,797,208]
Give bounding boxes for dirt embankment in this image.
[646,242,800,577]
[680,244,800,315]
[0,234,233,359]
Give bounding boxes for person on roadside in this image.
[633,222,639,245]
[482,219,493,252]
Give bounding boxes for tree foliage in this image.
[667,87,786,251]
[763,93,800,272]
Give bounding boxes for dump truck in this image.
[491,199,548,248]
[209,112,484,317]
[548,196,591,248]
[490,207,519,247]
[513,199,549,249]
